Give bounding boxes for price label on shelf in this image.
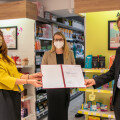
[84,111,88,115]
[96,113,100,116]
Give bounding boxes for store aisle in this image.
[41,93,85,120]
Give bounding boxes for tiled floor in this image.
[41,93,85,120]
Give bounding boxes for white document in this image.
[41,65,64,89]
[41,65,86,89]
[62,65,86,88]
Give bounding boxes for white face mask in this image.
[54,41,64,49]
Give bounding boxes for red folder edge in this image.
[60,64,66,88]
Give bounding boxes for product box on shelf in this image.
[109,55,115,69]
[21,100,31,118]
[57,17,66,24]
[42,24,52,38]
[99,56,105,68]
[52,24,58,34]
[85,55,92,68]
[44,11,57,21]
[88,116,100,120]
[92,56,99,68]
[32,1,44,18]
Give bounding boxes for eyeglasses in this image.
[54,39,64,41]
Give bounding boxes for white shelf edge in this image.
[21,113,34,120]
[21,96,34,102]
[16,65,33,68]
[78,109,115,118]
[36,37,52,41]
[37,95,47,102]
[37,109,48,118]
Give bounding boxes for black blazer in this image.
[94,47,120,105]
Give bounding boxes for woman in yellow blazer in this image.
[0,30,42,120]
[42,32,75,120]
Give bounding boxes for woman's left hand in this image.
[29,72,42,79]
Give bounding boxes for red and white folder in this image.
[41,65,86,89]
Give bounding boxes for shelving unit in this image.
[21,96,34,102]
[70,91,83,101]
[79,87,113,94]
[35,14,85,119]
[21,113,35,120]
[37,16,84,33]
[78,68,114,120]
[78,110,115,119]
[37,109,48,120]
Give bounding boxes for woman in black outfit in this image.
[42,32,75,120]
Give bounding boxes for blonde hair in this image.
[51,32,69,59]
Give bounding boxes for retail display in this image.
[35,10,84,119]
[78,69,115,119]
[85,55,105,68]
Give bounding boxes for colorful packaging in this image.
[110,96,114,111]
[87,101,92,108]
[88,116,100,120]
[83,103,88,110]
[85,55,92,68]
[109,55,115,69]
[99,56,105,68]
[90,105,97,111]
[96,102,101,110]
[92,56,99,68]
[101,104,108,112]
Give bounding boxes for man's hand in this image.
[84,79,96,87]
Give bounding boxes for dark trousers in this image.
[114,88,120,120]
[0,89,21,120]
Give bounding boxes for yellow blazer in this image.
[0,54,24,91]
[42,50,75,65]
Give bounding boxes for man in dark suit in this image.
[85,17,120,120]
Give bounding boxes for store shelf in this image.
[82,68,109,73]
[36,50,48,53]
[36,37,52,41]
[16,65,33,69]
[21,96,34,102]
[70,91,83,101]
[21,113,34,120]
[78,110,115,118]
[37,16,84,33]
[36,87,42,91]
[37,95,47,103]
[37,109,48,119]
[79,88,113,94]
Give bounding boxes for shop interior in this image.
[0,0,119,120]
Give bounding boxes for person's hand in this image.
[84,79,96,87]
[28,79,42,88]
[29,72,42,80]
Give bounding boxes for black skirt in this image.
[0,89,21,120]
[47,88,70,120]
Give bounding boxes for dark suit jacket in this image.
[94,47,120,105]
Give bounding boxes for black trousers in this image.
[0,89,21,120]
[47,88,70,120]
[114,88,120,120]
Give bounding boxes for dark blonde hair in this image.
[51,32,69,59]
[117,16,120,25]
[0,30,13,63]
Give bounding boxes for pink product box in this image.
[32,1,44,18]
[42,24,52,38]
[22,100,31,115]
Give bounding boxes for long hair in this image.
[117,16,120,24]
[51,32,69,59]
[0,30,12,63]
